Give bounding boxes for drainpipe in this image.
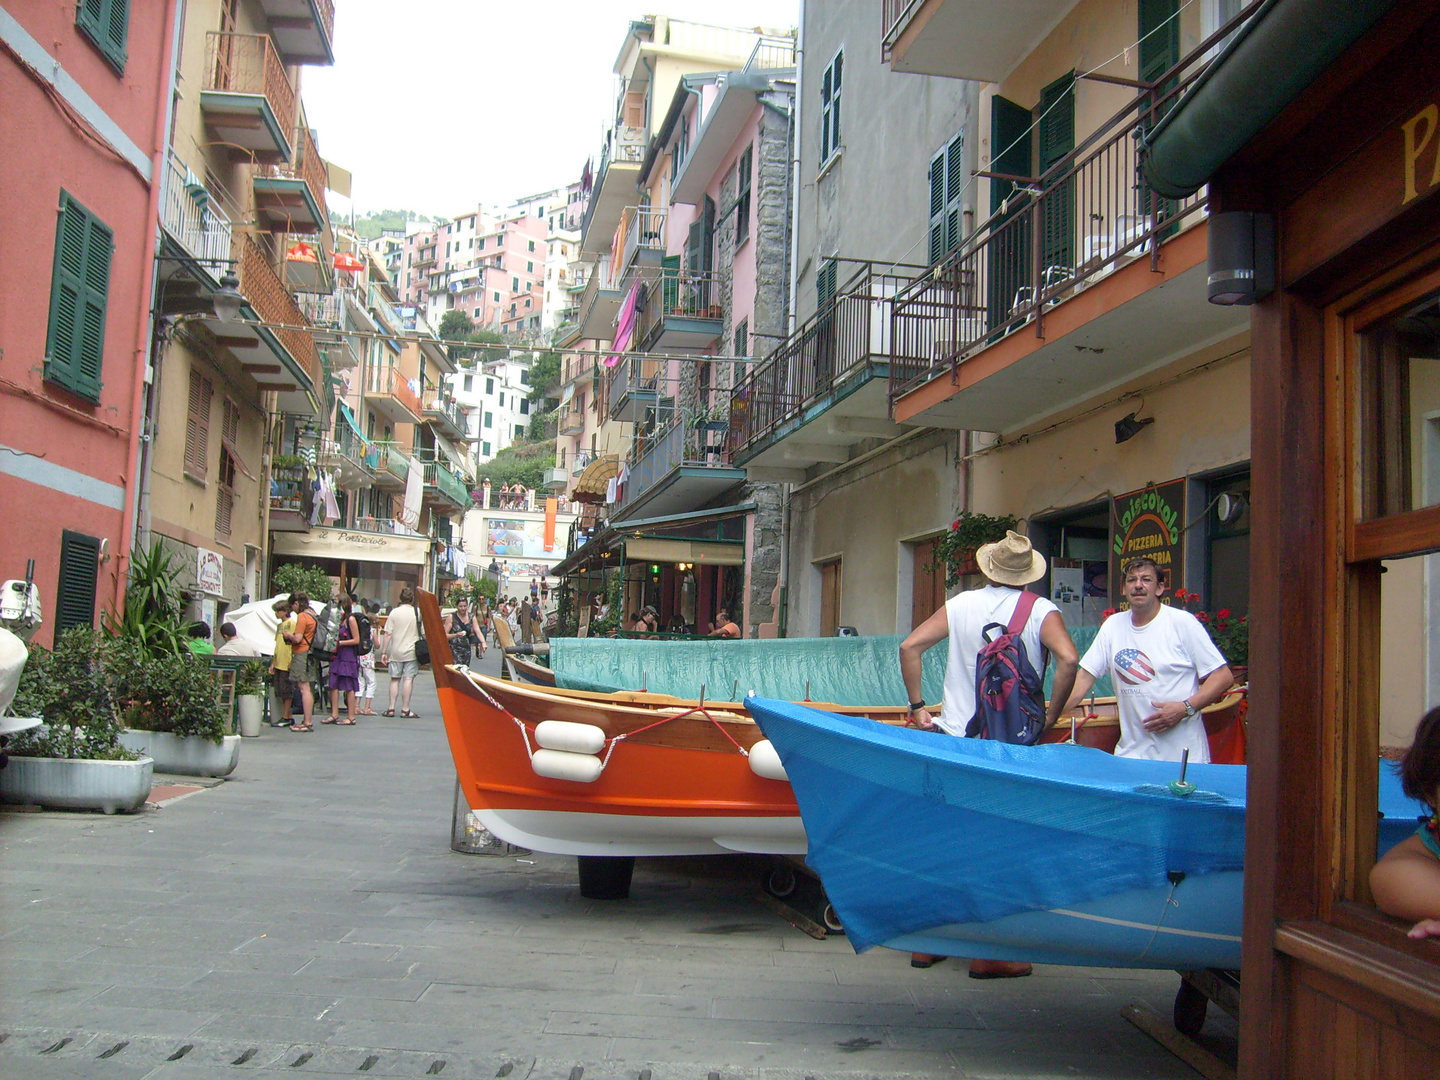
[120,0,184,612]
[776,3,804,637]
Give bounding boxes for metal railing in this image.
[886,15,1255,404]
[622,206,667,268]
[423,459,470,507]
[203,32,296,143]
[352,515,426,539]
[366,367,424,420]
[559,400,585,434]
[880,0,926,62]
[743,35,797,71]
[298,290,342,326]
[256,124,328,226]
[421,391,467,434]
[367,284,404,335]
[318,433,372,477]
[727,260,927,460]
[635,268,722,350]
[160,153,232,266]
[239,235,315,380]
[619,406,733,512]
[369,440,412,484]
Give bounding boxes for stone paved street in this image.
[0,651,1236,1079]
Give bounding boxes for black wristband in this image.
[909,700,926,712]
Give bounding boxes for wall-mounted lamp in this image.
[1115,410,1154,444]
[212,272,244,323]
[1208,211,1275,306]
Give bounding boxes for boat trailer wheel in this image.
[764,863,798,899]
[821,902,844,934]
[1173,978,1209,1037]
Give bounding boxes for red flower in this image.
[1174,588,1188,601]
[952,519,961,530]
[1102,607,1118,618]
[1196,611,1210,622]
[1217,608,1231,619]
[1188,594,1201,606]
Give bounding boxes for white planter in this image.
[117,730,240,777]
[237,695,264,738]
[0,755,154,814]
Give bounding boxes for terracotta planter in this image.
[117,730,240,777]
[0,755,153,814]
[955,550,980,576]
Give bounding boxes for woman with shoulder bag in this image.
[448,597,479,670]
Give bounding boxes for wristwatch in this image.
[1182,699,1197,717]
[909,700,927,714]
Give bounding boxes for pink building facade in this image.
[0,0,181,644]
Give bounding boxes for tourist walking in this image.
[381,585,422,718]
[325,595,361,725]
[356,601,378,715]
[268,598,297,727]
[898,529,1079,978]
[447,597,481,669]
[517,594,534,644]
[286,592,318,732]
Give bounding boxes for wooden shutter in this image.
[45,193,112,402]
[989,96,1032,214]
[1038,73,1076,272]
[928,153,946,264]
[1139,0,1180,85]
[75,0,128,73]
[56,530,100,633]
[929,133,967,264]
[817,259,837,312]
[185,369,214,478]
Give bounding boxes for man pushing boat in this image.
[1065,557,1233,763]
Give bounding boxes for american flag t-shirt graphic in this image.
[1113,648,1156,685]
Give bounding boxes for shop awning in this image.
[1142,0,1397,198]
[573,454,621,503]
[625,537,744,566]
[270,527,431,566]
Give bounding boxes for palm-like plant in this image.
[103,541,187,656]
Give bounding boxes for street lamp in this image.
[212,272,244,323]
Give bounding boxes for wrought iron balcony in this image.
[368,441,412,490]
[159,153,232,268]
[614,406,744,519]
[254,124,328,233]
[621,206,667,269]
[635,268,723,354]
[421,391,468,439]
[257,0,336,66]
[364,367,423,426]
[423,458,470,509]
[201,32,296,162]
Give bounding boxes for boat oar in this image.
[1168,748,1196,797]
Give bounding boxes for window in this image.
[817,258,838,313]
[734,144,753,249]
[493,291,500,302]
[514,424,525,440]
[527,261,534,274]
[45,192,113,402]
[525,298,532,309]
[499,392,505,407]
[528,239,536,252]
[215,441,236,537]
[485,377,494,394]
[928,131,965,264]
[478,237,485,250]
[474,308,481,318]
[734,318,748,359]
[185,368,214,479]
[512,276,520,292]
[520,398,530,415]
[482,441,491,456]
[75,0,128,74]
[820,50,843,164]
[56,530,101,633]
[484,412,493,428]
[463,375,473,393]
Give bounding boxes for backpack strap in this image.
[1005,589,1040,636]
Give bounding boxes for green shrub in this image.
[8,628,136,760]
[118,649,227,742]
[271,562,335,601]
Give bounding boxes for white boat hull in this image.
[477,807,808,857]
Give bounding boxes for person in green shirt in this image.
[186,622,215,655]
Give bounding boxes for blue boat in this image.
[746,696,1425,970]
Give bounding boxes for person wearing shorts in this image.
[356,600,378,715]
[286,592,318,731]
[381,585,422,718]
[269,598,297,727]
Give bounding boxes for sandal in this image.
[322,716,339,724]
[335,717,357,725]
[401,710,421,718]
[288,724,312,733]
[381,709,395,717]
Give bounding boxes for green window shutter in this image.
[76,0,128,74]
[56,531,101,634]
[45,193,111,403]
[1038,73,1076,271]
[1139,0,1180,85]
[927,132,967,264]
[989,95,1032,215]
[817,258,837,313]
[927,153,946,264]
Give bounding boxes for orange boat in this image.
[421,591,1246,891]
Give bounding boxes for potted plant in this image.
[1172,589,1249,676]
[235,659,266,738]
[693,403,730,432]
[932,511,1020,587]
[0,628,153,814]
[115,648,239,777]
[271,452,308,481]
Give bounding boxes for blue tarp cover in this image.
[746,696,1424,952]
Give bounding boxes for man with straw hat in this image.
[899,528,1079,978]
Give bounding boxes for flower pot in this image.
[956,550,980,576]
[0,755,154,814]
[237,695,264,737]
[117,730,240,778]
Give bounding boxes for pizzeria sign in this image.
[1110,479,1186,598]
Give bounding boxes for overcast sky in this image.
[304,1,799,220]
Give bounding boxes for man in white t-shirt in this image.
[1066,557,1232,762]
[899,529,1079,978]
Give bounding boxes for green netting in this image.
[549,626,1113,705]
[1045,625,1114,700]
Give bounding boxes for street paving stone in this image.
[0,648,1237,1078]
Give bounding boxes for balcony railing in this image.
[298,290,342,326]
[887,33,1224,403]
[203,32,297,143]
[239,235,316,381]
[559,401,585,435]
[622,206,667,268]
[370,440,412,484]
[727,260,927,460]
[743,35,797,71]
[160,153,232,266]
[880,0,924,62]
[635,268,722,350]
[619,407,734,512]
[255,123,328,229]
[422,391,467,436]
[318,433,372,481]
[366,367,424,421]
[368,284,404,335]
[423,459,470,508]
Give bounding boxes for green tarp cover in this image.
[548,625,1112,705]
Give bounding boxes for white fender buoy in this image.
[534,720,607,755]
[748,739,789,782]
[531,748,605,784]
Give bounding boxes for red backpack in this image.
[965,590,1048,745]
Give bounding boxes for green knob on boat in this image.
[1168,779,1197,797]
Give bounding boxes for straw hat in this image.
[974,529,1046,586]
